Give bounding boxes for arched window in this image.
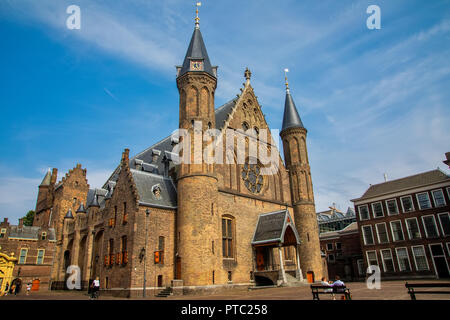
[222,216,235,258]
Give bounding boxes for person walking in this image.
[26,282,32,295]
[90,277,100,300]
[14,282,20,296]
[3,283,9,296]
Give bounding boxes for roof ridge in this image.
[368,169,448,187]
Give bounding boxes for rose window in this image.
[241,162,264,193]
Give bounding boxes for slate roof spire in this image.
[40,168,52,186]
[281,69,305,132]
[177,2,217,79]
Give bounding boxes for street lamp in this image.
[143,209,150,298]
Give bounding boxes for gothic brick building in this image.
[28,13,324,296]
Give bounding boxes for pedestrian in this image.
[26,282,32,295]
[10,284,16,296]
[90,277,100,300]
[14,282,20,296]
[3,283,9,296]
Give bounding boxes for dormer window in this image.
[242,122,249,131]
[153,186,162,200]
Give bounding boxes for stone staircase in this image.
[282,273,307,287]
[155,287,172,298]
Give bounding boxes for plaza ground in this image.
[1,279,449,300]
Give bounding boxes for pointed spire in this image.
[40,168,52,186]
[64,208,74,219]
[76,203,86,213]
[177,2,217,79]
[89,195,100,208]
[281,69,305,132]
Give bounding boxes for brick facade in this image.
[352,172,450,280]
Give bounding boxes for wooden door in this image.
[256,247,265,271]
[31,279,40,291]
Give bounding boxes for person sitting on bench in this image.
[331,276,346,300]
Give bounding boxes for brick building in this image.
[319,222,364,282]
[351,169,450,280]
[6,10,326,297]
[0,217,56,292]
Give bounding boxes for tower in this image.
[175,4,220,286]
[280,71,323,280]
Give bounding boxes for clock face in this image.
[191,60,203,71]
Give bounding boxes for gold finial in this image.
[284,68,290,92]
[195,2,202,29]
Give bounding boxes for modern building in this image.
[351,169,450,279]
[317,206,356,234]
[2,8,326,296]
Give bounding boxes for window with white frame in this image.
[380,249,395,273]
[400,196,414,213]
[416,192,432,210]
[390,220,405,242]
[395,247,411,272]
[405,217,421,240]
[431,189,446,207]
[422,215,440,238]
[358,205,370,220]
[411,246,429,271]
[362,225,375,245]
[372,202,384,218]
[386,199,399,215]
[335,242,342,250]
[366,250,378,267]
[375,223,389,244]
[326,243,333,251]
[19,248,28,264]
[437,212,450,236]
[36,249,45,265]
[0,228,6,238]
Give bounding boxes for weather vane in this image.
[284,68,290,92]
[195,2,202,29]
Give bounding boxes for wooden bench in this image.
[405,282,450,300]
[310,285,351,300]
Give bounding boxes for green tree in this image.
[22,210,35,226]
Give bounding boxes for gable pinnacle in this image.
[244,67,251,85]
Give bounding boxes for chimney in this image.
[384,173,388,182]
[443,152,450,168]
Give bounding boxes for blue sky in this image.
[0,0,449,223]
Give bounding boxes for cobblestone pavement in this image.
[1,280,449,300]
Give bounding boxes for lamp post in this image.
[89,230,96,290]
[143,209,150,298]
